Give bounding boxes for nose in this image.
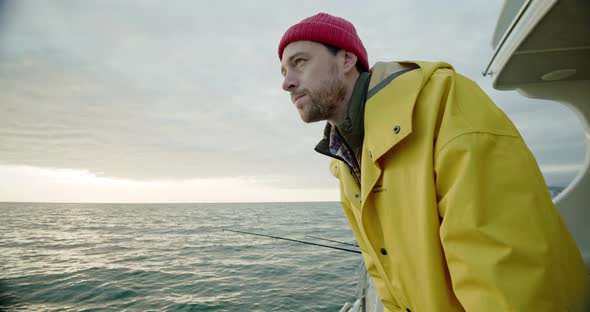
[282,71,298,92]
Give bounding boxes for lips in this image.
[292,93,305,104]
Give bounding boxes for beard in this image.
[298,66,347,123]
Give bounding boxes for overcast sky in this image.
[0,1,586,203]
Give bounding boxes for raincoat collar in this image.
[363,61,453,162]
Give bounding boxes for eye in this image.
[294,58,306,67]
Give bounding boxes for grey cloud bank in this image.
[0,1,585,200]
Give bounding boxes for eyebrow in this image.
[280,52,306,76]
[287,52,305,64]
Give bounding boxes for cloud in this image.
[0,0,585,200]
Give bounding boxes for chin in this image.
[298,107,324,123]
[300,116,323,124]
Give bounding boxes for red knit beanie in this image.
[278,13,369,72]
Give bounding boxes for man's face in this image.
[280,41,346,123]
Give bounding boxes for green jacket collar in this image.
[314,71,371,163]
[337,71,371,162]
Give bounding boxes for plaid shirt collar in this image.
[328,126,361,183]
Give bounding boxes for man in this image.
[278,13,588,311]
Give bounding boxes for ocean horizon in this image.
[0,185,567,311]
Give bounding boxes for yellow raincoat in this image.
[330,61,588,311]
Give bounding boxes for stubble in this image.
[300,65,347,123]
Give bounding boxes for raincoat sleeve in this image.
[435,130,588,311]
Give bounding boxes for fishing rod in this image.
[305,235,359,248]
[222,228,361,254]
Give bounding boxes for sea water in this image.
[0,202,361,311]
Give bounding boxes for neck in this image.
[328,70,360,126]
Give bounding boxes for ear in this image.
[342,51,358,74]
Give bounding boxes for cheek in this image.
[301,71,322,89]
